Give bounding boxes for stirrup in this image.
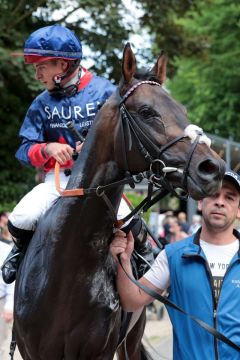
[1,251,21,270]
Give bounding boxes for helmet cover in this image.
[23,25,82,62]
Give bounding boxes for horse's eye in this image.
[138,106,158,119]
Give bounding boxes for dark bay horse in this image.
[14,44,225,360]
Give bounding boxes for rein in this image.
[55,162,145,197]
[55,161,168,227]
[117,254,240,352]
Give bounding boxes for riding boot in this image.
[1,222,34,284]
[123,215,155,278]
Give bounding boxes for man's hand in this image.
[110,230,134,262]
[110,230,157,311]
[46,143,74,165]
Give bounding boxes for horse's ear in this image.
[151,51,168,84]
[122,43,136,84]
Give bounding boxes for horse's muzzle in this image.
[189,157,226,198]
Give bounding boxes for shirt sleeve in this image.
[144,249,170,290]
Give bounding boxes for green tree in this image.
[139,0,196,76]
[0,1,42,210]
[168,0,240,139]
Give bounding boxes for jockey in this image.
[1,24,154,284]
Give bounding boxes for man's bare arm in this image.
[111,230,164,312]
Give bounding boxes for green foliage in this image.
[139,0,196,77]
[124,191,151,223]
[0,45,37,209]
[168,0,240,140]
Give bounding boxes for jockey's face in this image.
[33,59,68,90]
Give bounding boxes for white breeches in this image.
[9,172,131,231]
[9,172,69,231]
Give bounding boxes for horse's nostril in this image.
[198,159,218,175]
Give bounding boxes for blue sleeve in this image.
[15,96,46,166]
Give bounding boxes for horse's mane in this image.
[134,67,161,83]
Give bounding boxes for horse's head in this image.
[114,43,225,200]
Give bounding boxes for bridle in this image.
[117,80,209,197]
[55,79,211,225]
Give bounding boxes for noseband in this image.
[117,80,208,196]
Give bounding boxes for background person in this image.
[177,211,189,233]
[0,212,9,236]
[168,216,188,243]
[110,170,240,359]
[161,211,174,243]
[188,214,202,235]
[0,226,12,246]
[0,240,14,360]
[0,212,12,246]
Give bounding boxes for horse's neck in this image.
[63,132,123,230]
[67,129,121,190]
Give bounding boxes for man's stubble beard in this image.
[203,214,235,232]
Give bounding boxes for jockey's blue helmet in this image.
[14,24,82,64]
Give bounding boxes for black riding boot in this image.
[1,222,33,284]
[123,215,155,278]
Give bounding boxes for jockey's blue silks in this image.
[16,73,116,172]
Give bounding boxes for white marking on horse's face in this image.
[184,124,211,148]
